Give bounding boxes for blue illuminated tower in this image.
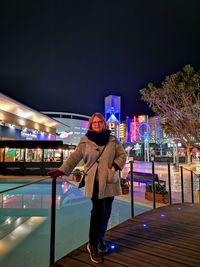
[105,95,121,122]
[105,95,121,138]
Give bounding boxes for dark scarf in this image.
[86,129,111,146]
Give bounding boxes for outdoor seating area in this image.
[126,171,166,187]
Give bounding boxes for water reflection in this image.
[0,180,88,210]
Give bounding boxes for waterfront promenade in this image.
[1,161,200,267]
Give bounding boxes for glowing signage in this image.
[21,131,37,139]
[138,115,145,123]
[59,131,73,138]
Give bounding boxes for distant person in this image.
[48,112,126,264]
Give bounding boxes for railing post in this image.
[129,161,134,218]
[167,163,172,205]
[180,166,184,203]
[50,177,57,266]
[191,171,194,203]
[152,161,156,209]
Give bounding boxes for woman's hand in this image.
[47,169,64,178]
[112,162,120,171]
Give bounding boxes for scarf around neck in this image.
[86,129,111,146]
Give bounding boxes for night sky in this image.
[0,0,200,120]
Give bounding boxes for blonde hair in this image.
[87,112,108,131]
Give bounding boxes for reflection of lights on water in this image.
[5,217,12,224]
[160,213,165,218]
[16,218,22,223]
[62,182,71,193]
[3,194,15,201]
[1,217,47,255]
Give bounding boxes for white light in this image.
[6,218,12,224]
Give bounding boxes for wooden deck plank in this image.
[106,231,200,265]
[104,245,186,267]
[110,230,200,251]
[53,203,200,267]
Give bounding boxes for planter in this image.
[145,192,169,204]
[121,185,129,194]
[72,169,82,182]
[73,175,81,182]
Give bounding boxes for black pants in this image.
[89,181,114,247]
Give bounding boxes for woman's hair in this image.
[87,112,108,131]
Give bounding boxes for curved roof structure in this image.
[42,111,90,120]
[0,93,66,134]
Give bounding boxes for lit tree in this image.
[140,65,200,164]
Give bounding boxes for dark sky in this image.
[0,0,200,120]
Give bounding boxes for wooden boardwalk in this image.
[53,203,200,267]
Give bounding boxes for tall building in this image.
[105,95,121,138]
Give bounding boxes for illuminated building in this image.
[42,112,89,145]
[0,93,62,141]
[105,95,121,138]
[126,117,132,143]
[131,115,149,143]
[119,123,126,142]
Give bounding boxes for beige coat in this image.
[59,135,126,199]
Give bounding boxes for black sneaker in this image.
[98,239,108,253]
[87,243,104,264]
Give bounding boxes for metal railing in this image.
[128,161,200,214]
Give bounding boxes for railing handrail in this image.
[0,177,50,194]
[181,166,200,178]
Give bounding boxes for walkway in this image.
[52,203,200,267]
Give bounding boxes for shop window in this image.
[5,148,16,162]
[25,148,42,162]
[44,149,62,162]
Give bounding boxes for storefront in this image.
[0,93,60,141]
[0,140,64,175]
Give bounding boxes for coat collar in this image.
[80,135,116,145]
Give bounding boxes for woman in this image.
[48,112,126,264]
